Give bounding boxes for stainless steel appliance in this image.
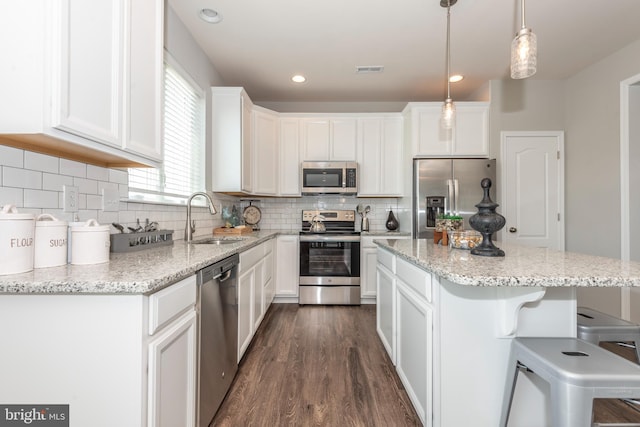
[301,161,358,195]
[414,158,496,238]
[197,254,239,427]
[299,209,360,305]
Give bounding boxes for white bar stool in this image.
[577,306,640,363]
[500,337,640,427]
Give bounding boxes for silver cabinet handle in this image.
[509,227,517,233]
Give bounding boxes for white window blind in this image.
[129,60,205,203]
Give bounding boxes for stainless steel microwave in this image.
[301,161,358,195]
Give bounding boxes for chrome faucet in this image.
[185,192,217,242]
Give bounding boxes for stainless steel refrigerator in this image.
[413,158,496,238]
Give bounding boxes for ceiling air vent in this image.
[355,65,384,74]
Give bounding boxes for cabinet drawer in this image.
[240,243,265,272]
[149,275,197,335]
[378,248,396,273]
[396,257,432,302]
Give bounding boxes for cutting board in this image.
[213,226,252,235]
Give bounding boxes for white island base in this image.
[377,244,578,427]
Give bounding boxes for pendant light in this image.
[440,0,456,130]
[510,0,537,79]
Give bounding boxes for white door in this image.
[501,131,565,250]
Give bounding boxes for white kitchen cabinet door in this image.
[241,92,254,193]
[377,263,396,364]
[361,239,379,298]
[123,0,163,161]
[278,118,300,197]
[211,87,254,193]
[147,310,197,427]
[357,117,403,197]
[0,0,163,167]
[330,119,358,160]
[54,0,122,147]
[396,280,433,426]
[408,102,489,158]
[252,108,278,195]
[279,118,301,196]
[300,118,357,161]
[253,259,265,331]
[263,249,275,312]
[237,268,254,361]
[275,235,299,297]
[451,105,489,156]
[301,119,330,160]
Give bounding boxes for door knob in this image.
[509,227,517,233]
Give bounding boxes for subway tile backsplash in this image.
[1,146,408,238]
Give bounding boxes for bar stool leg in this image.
[551,382,594,427]
[500,353,520,427]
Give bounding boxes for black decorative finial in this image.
[469,178,506,257]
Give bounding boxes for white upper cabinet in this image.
[0,0,163,168]
[278,118,301,196]
[251,107,279,196]
[357,116,404,197]
[211,87,253,194]
[300,117,357,161]
[405,102,489,157]
[211,90,280,196]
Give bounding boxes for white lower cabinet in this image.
[147,310,197,427]
[396,280,433,426]
[362,235,410,301]
[0,274,197,427]
[377,248,434,427]
[275,235,299,298]
[238,238,275,361]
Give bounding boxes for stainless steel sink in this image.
[191,238,245,245]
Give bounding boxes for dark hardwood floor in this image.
[593,342,640,425]
[210,304,640,426]
[211,304,421,426]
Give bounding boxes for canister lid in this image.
[0,204,35,221]
[35,213,68,227]
[71,219,110,232]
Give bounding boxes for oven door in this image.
[299,234,360,304]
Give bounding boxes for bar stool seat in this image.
[577,306,640,363]
[500,337,640,427]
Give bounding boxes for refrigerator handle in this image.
[447,179,454,214]
[454,179,460,215]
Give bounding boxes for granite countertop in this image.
[0,230,292,295]
[375,238,640,287]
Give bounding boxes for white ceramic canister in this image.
[34,214,68,268]
[0,205,36,275]
[70,219,110,265]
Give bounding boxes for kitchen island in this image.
[374,238,640,427]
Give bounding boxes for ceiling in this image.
[169,0,640,103]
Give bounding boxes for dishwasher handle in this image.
[216,269,233,282]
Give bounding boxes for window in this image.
[128,56,205,204]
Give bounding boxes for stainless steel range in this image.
[299,209,360,305]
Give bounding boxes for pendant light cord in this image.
[520,0,527,29]
[446,0,451,99]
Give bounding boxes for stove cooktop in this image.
[300,209,357,234]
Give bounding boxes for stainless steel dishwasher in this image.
[197,253,239,427]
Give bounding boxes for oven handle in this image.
[299,234,361,243]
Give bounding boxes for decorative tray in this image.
[110,230,174,253]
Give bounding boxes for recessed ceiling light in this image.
[291,75,307,83]
[199,8,222,24]
[449,74,464,83]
